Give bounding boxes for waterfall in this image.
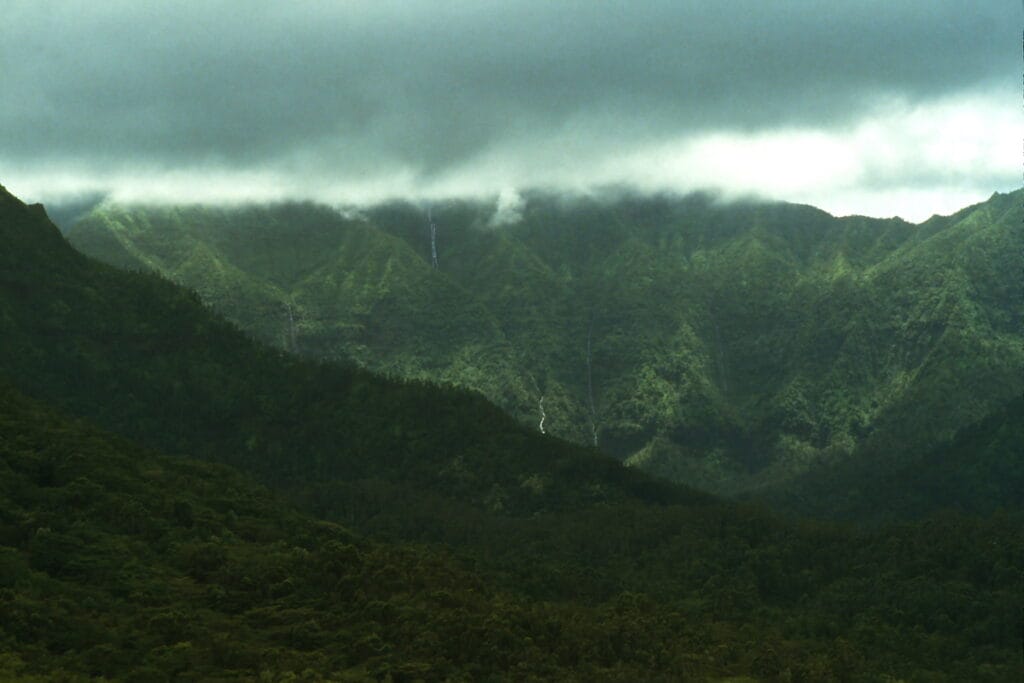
[529,374,546,435]
[586,316,598,447]
[285,302,298,353]
[428,206,439,269]
[538,396,546,434]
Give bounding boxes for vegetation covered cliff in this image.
[69,189,1024,510]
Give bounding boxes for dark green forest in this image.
[2,183,1023,680]
[69,189,1024,511]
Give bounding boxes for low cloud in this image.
[1,1,1018,221]
[488,188,526,227]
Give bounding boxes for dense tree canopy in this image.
[2,183,1022,680]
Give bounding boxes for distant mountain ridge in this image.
[3,181,1023,679]
[68,189,1024,505]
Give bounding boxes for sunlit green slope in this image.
[69,189,1024,505]
[2,187,692,520]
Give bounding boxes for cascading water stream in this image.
[428,206,439,269]
[586,317,598,447]
[286,302,298,353]
[529,374,547,435]
[538,396,546,434]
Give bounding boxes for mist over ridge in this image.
[52,181,1004,239]
[68,186,1024,510]
[4,2,1018,222]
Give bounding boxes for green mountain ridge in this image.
[2,181,1023,680]
[2,190,691,517]
[68,189,1024,508]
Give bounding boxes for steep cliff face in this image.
[69,189,1024,498]
[1,183,700,518]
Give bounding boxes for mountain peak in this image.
[0,182,18,204]
[0,183,76,267]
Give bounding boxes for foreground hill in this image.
[3,367,1021,681]
[3,183,1024,679]
[1,379,796,681]
[69,189,1024,507]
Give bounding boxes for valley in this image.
[68,189,1024,508]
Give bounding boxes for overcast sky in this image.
[1,1,1019,221]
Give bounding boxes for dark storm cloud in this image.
[1,1,1013,173]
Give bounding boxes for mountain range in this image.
[67,189,1024,512]
[1,181,1021,679]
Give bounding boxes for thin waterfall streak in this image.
[586,317,598,447]
[431,224,438,268]
[713,317,728,394]
[428,206,439,269]
[286,302,297,353]
[529,374,546,435]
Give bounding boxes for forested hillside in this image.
[1,186,696,518]
[3,182,1023,680]
[3,375,1021,681]
[70,189,1024,506]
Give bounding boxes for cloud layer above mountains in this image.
[1,1,1018,220]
